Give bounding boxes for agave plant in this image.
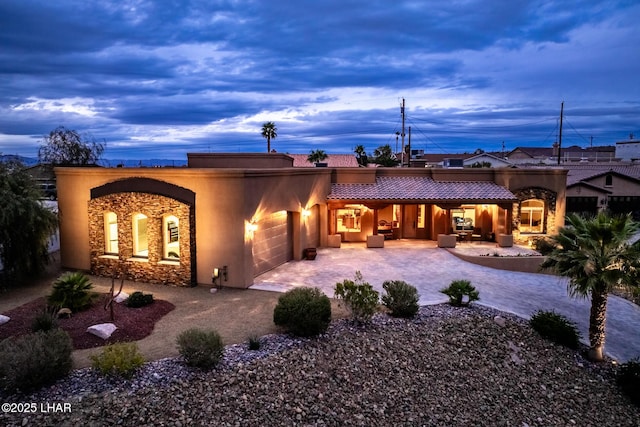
[48,272,99,312]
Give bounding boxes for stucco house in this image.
[55,153,567,289]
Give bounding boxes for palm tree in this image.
[307,149,328,165]
[354,145,368,166]
[261,122,277,153]
[541,212,640,361]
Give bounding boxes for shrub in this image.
[91,342,145,379]
[248,335,261,351]
[532,237,556,256]
[335,271,379,323]
[47,272,99,312]
[440,280,479,306]
[177,328,224,369]
[0,329,73,392]
[529,310,580,349]
[31,307,59,332]
[381,280,420,318]
[125,291,154,308]
[273,287,331,337]
[617,358,640,407]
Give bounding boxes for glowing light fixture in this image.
[302,208,311,218]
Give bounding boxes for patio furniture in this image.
[377,220,394,240]
[497,234,513,247]
[437,234,457,248]
[367,235,385,248]
[327,234,342,248]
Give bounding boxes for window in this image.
[520,199,544,233]
[417,205,425,229]
[605,174,613,187]
[451,206,475,232]
[132,213,148,257]
[164,215,180,259]
[104,212,118,254]
[336,205,363,232]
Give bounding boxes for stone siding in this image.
[511,187,557,244]
[88,192,195,286]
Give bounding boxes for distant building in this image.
[615,135,640,162]
[506,144,616,165]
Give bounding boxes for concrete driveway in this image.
[252,240,640,362]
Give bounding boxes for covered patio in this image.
[326,176,518,245]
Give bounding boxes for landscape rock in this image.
[114,292,129,303]
[57,308,73,318]
[0,315,9,325]
[86,323,117,339]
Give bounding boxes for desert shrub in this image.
[440,280,479,307]
[381,280,420,318]
[177,328,224,369]
[125,291,154,308]
[0,329,72,392]
[532,237,557,256]
[91,342,145,379]
[31,307,59,332]
[617,358,640,407]
[273,287,331,337]
[529,310,580,349]
[47,272,99,312]
[335,271,379,323]
[248,335,262,351]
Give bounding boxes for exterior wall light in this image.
[212,265,228,288]
[302,208,311,218]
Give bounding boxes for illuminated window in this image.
[132,213,148,257]
[164,215,179,260]
[417,204,425,229]
[104,212,118,254]
[452,206,475,231]
[520,199,544,233]
[336,205,363,232]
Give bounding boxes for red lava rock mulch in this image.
[0,294,175,350]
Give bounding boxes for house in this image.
[564,164,640,218]
[54,153,567,289]
[615,136,640,162]
[506,144,616,165]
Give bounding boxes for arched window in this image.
[104,212,118,254]
[164,215,180,260]
[520,199,544,233]
[132,213,148,257]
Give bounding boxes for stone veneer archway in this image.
[88,178,196,286]
[511,187,557,243]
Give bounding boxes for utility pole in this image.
[557,101,564,165]
[400,98,406,167]
[407,126,411,167]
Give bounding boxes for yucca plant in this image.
[48,272,99,312]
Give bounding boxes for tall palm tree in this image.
[261,122,277,153]
[307,149,328,165]
[541,212,640,361]
[354,145,368,166]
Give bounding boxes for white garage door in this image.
[253,211,292,276]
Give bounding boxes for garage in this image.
[253,210,292,276]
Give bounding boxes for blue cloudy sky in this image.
[1,0,639,161]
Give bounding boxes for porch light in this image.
[212,265,228,288]
[302,208,311,218]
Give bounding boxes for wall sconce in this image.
[302,208,311,218]
[212,265,228,288]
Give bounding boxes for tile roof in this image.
[328,176,517,202]
[289,154,359,167]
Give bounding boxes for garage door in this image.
[253,211,292,276]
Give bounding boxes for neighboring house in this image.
[288,154,359,168]
[564,165,640,218]
[55,153,567,289]
[506,144,616,165]
[615,136,640,162]
[463,153,513,168]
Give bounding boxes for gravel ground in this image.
[1,304,638,426]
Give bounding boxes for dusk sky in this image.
[1,1,639,162]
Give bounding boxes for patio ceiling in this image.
[327,176,517,206]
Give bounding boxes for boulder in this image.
[57,308,73,318]
[87,323,117,340]
[114,292,129,303]
[0,315,10,325]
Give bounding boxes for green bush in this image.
[31,307,59,332]
[617,358,640,407]
[335,271,379,323]
[248,335,262,351]
[125,291,154,308]
[47,272,99,312]
[273,287,331,337]
[531,236,557,256]
[177,328,224,369]
[0,329,73,392]
[91,342,145,379]
[381,280,420,318]
[529,310,580,349]
[440,280,479,307]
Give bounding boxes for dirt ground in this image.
[0,253,349,369]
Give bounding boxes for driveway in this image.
[252,240,640,362]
